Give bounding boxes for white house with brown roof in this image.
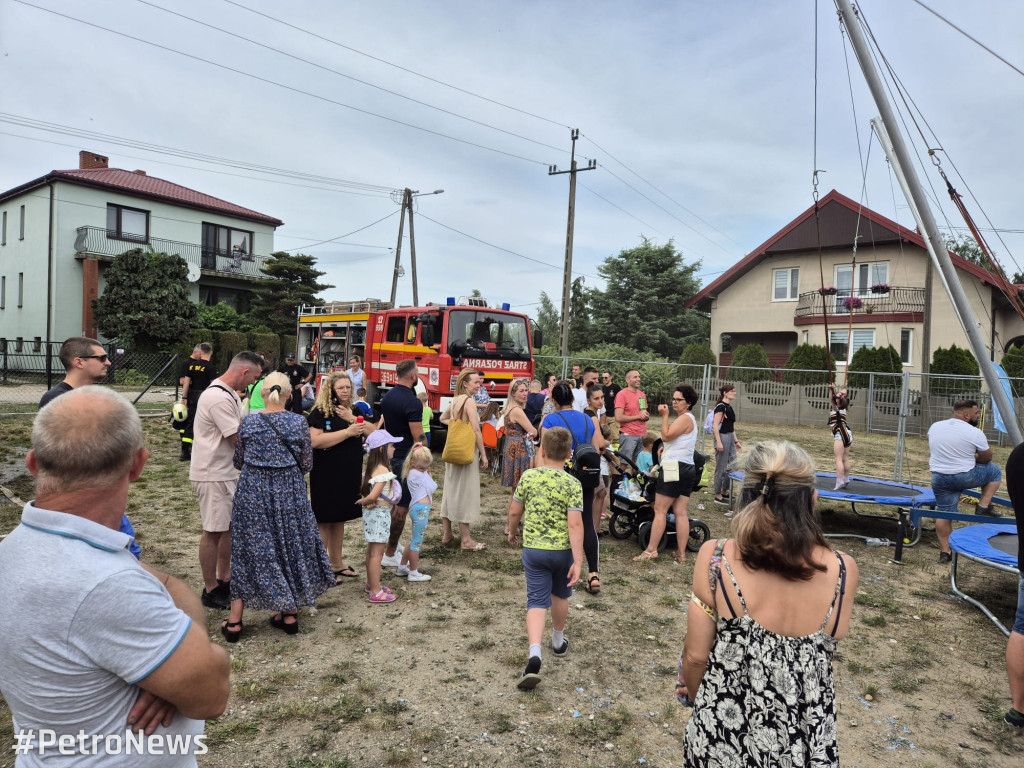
[687,189,1024,374]
[0,150,283,350]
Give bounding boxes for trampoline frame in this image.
[949,524,1019,637]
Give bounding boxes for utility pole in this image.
[549,129,597,358]
[390,188,444,307]
[837,0,1021,445]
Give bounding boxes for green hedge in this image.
[1003,345,1024,396]
[729,344,770,383]
[680,343,716,367]
[930,344,981,395]
[215,331,250,372]
[248,332,281,368]
[782,344,834,385]
[847,345,902,389]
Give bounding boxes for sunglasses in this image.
[79,354,110,362]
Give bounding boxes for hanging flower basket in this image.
[870,283,891,294]
[819,286,838,296]
[843,296,863,310]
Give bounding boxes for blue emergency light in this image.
[501,303,510,310]
[446,297,455,305]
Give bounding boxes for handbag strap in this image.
[259,413,302,468]
[554,410,592,450]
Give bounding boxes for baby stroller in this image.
[605,448,711,554]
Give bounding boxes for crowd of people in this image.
[1,338,1020,765]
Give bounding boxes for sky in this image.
[2,0,1022,319]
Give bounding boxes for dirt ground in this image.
[0,415,1021,768]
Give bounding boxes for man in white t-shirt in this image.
[927,399,1003,563]
[572,367,599,412]
[0,387,229,766]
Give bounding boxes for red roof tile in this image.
[0,167,283,227]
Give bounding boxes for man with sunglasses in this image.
[39,337,112,410]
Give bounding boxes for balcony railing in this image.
[74,226,270,280]
[794,286,925,319]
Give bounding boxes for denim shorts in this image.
[930,463,1003,514]
[1013,574,1024,636]
[522,547,575,609]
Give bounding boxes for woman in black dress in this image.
[308,372,377,582]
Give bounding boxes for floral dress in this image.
[230,412,336,611]
[684,540,848,767]
[501,417,531,489]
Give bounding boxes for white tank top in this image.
[662,412,697,465]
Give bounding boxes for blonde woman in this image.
[307,372,377,582]
[220,372,335,642]
[680,441,860,765]
[501,378,536,489]
[439,369,488,550]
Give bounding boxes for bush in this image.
[782,344,835,385]
[847,345,902,389]
[248,332,281,368]
[680,343,716,367]
[728,344,770,383]
[1003,345,1024,396]
[215,331,250,373]
[113,368,150,386]
[930,344,981,395]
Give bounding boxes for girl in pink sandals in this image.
[356,430,404,603]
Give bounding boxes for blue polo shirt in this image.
[0,503,205,766]
[380,383,423,462]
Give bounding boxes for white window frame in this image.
[829,328,875,365]
[772,267,799,302]
[835,261,889,298]
[1,210,6,245]
[900,328,913,366]
[17,272,24,308]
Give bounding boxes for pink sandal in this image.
[367,589,397,603]
[365,583,393,595]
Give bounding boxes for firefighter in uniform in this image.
[178,342,217,460]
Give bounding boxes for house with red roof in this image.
[0,150,283,349]
[686,189,1024,373]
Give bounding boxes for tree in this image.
[680,343,716,367]
[567,276,593,353]
[944,233,987,270]
[249,252,334,338]
[534,291,560,349]
[728,344,770,383]
[930,344,981,395]
[782,344,835,385]
[1002,345,1024,396]
[847,345,902,389]
[197,301,248,332]
[589,237,703,359]
[93,249,198,352]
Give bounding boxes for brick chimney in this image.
[79,151,109,170]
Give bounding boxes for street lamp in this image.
[391,188,444,306]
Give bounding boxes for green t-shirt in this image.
[246,380,265,412]
[421,402,431,434]
[513,467,583,551]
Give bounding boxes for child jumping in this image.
[828,384,852,490]
[398,443,436,582]
[356,430,404,603]
[507,427,584,690]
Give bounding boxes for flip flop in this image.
[461,542,487,551]
[334,566,359,581]
[633,551,658,562]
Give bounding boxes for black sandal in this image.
[585,575,601,595]
[270,612,299,635]
[220,619,242,643]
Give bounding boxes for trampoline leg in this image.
[949,552,1012,638]
[893,509,907,563]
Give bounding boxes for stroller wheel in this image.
[609,510,634,540]
[687,519,711,552]
[637,521,668,554]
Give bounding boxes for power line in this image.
[134,0,573,159]
[218,0,571,130]
[281,210,401,252]
[415,212,600,281]
[908,0,1024,79]
[10,0,551,167]
[579,183,669,238]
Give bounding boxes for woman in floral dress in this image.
[679,441,860,767]
[501,378,536,487]
[219,372,336,643]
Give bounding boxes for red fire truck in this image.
[295,297,541,414]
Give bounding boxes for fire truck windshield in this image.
[447,310,530,360]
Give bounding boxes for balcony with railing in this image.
[74,226,270,280]
[794,286,925,322]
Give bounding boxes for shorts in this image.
[930,463,1003,514]
[1013,574,1024,636]
[362,505,392,544]
[522,547,575,609]
[833,430,853,446]
[192,480,236,532]
[655,461,695,499]
[390,457,413,507]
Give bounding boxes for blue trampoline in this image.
[949,523,1019,637]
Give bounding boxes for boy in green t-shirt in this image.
[507,427,584,690]
[417,390,432,448]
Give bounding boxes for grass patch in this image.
[384,747,414,766]
[468,637,495,651]
[889,669,923,694]
[286,759,353,768]
[847,660,873,674]
[332,623,367,640]
[563,704,634,740]
[861,614,887,628]
[235,679,279,702]
[206,719,259,740]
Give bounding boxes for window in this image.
[829,329,874,364]
[202,223,254,269]
[106,203,149,243]
[900,328,913,365]
[385,316,406,343]
[17,272,23,308]
[15,337,24,352]
[1,211,6,245]
[772,267,799,301]
[0,276,4,309]
[836,261,888,298]
[33,336,41,352]
[19,205,25,240]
